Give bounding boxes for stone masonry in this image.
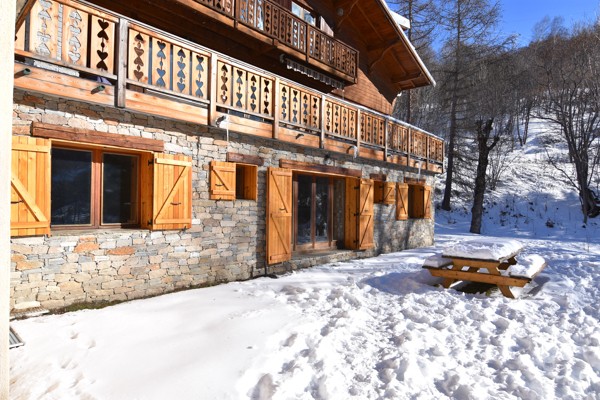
[10,91,435,312]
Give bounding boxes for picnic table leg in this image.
[487,265,515,298]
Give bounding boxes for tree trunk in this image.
[470,119,496,234]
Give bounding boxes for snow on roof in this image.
[389,10,411,31]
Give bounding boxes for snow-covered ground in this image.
[8,119,600,399]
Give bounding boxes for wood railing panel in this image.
[324,99,357,140]
[29,0,61,60]
[196,0,234,16]
[128,30,150,85]
[90,15,116,74]
[62,5,90,69]
[360,112,386,148]
[279,83,320,131]
[217,60,274,118]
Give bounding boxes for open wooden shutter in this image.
[396,183,408,221]
[11,136,51,237]
[210,161,236,200]
[423,185,432,219]
[267,167,292,264]
[383,181,396,205]
[358,179,374,249]
[149,154,192,230]
[344,178,374,250]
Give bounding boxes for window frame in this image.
[50,143,141,230]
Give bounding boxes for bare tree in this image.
[436,0,501,211]
[532,24,600,222]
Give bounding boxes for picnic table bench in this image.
[423,238,547,298]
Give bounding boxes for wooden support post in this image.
[115,18,129,109]
[273,77,280,139]
[407,127,412,168]
[355,109,361,158]
[320,94,326,149]
[209,54,218,126]
[0,1,16,399]
[384,120,389,162]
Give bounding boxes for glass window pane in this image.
[102,153,138,224]
[51,148,92,225]
[296,175,312,245]
[315,177,329,242]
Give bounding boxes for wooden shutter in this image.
[210,161,236,200]
[383,181,396,205]
[11,136,51,237]
[344,178,374,250]
[358,179,374,250]
[396,183,408,220]
[148,154,192,230]
[266,167,292,264]
[423,185,432,219]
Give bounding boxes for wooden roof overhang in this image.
[322,0,435,101]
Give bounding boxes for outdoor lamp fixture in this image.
[216,115,229,127]
[15,68,31,77]
[296,133,305,139]
[91,84,106,94]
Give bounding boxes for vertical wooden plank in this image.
[139,152,153,229]
[355,109,361,156]
[128,29,149,84]
[29,0,60,59]
[358,179,374,250]
[151,37,171,90]
[424,185,432,219]
[384,119,389,161]
[15,20,26,51]
[272,76,280,139]
[90,15,115,74]
[396,183,409,220]
[62,6,89,68]
[115,18,129,108]
[173,45,192,96]
[319,94,326,148]
[191,51,209,100]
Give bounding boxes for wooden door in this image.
[267,167,292,264]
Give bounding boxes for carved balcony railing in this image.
[14,0,443,171]
[235,0,357,79]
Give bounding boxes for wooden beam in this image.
[115,18,129,108]
[15,0,35,30]
[391,71,422,84]
[279,159,362,177]
[31,122,165,152]
[369,173,387,181]
[227,152,264,166]
[404,177,425,185]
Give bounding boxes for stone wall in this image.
[10,91,435,311]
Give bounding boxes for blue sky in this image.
[500,0,599,45]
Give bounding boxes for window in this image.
[407,184,432,219]
[292,2,317,26]
[209,161,258,201]
[51,147,139,227]
[10,134,192,237]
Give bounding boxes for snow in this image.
[441,237,523,260]
[510,254,547,278]
[422,254,453,268]
[8,119,600,399]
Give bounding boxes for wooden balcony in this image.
[190,0,358,82]
[14,0,443,172]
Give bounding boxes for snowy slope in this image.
[8,119,600,400]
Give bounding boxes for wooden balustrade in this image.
[324,99,357,140]
[196,0,235,16]
[14,0,443,170]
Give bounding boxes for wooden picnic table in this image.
[423,238,546,298]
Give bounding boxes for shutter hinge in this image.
[148,159,154,166]
[147,220,153,226]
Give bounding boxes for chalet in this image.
[9,0,444,311]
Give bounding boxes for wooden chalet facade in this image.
[10,0,443,311]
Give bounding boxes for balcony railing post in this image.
[384,119,389,162]
[209,53,218,126]
[407,127,412,168]
[320,94,326,149]
[273,76,280,139]
[356,109,361,158]
[115,18,129,109]
[426,135,430,171]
